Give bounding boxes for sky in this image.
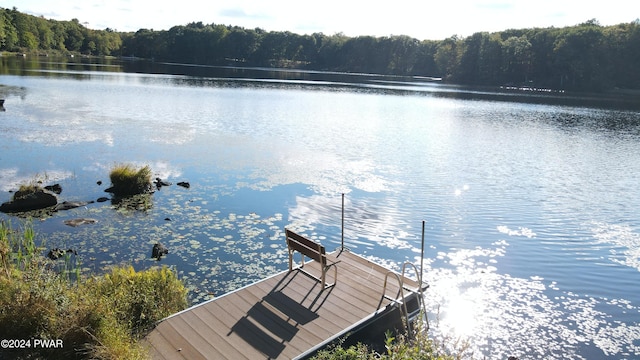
[1,0,638,40]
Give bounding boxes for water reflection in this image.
[4,56,640,111]
[2,58,640,359]
[419,240,640,359]
[591,222,640,272]
[0,168,74,192]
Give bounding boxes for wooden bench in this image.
[285,229,339,288]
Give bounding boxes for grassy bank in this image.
[0,220,188,360]
[311,323,468,360]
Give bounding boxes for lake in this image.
[1,56,639,359]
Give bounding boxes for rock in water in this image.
[47,248,77,260]
[63,218,98,227]
[154,177,172,190]
[177,181,190,188]
[152,243,169,260]
[44,184,63,194]
[0,189,58,213]
[55,200,94,211]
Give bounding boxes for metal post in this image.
[420,220,425,284]
[341,193,345,250]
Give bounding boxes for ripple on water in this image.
[590,221,640,271]
[421,241,640,359]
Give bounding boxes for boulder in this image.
[177,181,190,189]
[154,177,172,190]
[0,189,58,213]
[44,184,63,194]
[152,243,169,260]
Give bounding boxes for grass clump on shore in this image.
[108,164,152,195]
[0,220,188,360]
[312,320,467,360]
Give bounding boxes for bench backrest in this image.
[285,229,327,266]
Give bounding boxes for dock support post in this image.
[420,220,425,283]
[341,193,345,250]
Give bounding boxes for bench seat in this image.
[285,229,339,288]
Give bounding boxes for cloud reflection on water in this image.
[0,167,74,192]
[287,194,416,251]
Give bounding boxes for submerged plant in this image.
[107,164,152,196]
[112,193,154,213]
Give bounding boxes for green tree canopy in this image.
[2,6,639,92]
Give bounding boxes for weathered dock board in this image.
[144,249,423,359]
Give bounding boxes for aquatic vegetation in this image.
[0,220,40,272]
[107,163,153,195]
[112,193,154,212]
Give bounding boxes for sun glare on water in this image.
[441,288,482,337]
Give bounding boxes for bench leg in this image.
[288,250,306,271]
[321,264,338,288]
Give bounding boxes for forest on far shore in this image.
[1,6,639,92]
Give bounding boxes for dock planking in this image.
[144,249,423,360]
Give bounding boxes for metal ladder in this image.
[380,261,429,337]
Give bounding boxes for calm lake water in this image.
[1,57,640,359]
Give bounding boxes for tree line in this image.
[2,7,639,92]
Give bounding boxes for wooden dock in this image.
[144,249,425,359]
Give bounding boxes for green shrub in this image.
[312,342,378,360]
[312,325,463,360]
[0,221,188,360]
[108,164,152,195]
[89,265,189,336]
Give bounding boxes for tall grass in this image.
[108,164,152,195]
[0,220,40,273]
[0,220,189,360]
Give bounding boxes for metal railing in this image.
[381,270,413,337]
[378,261,429,336]
[400,261,429,331]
